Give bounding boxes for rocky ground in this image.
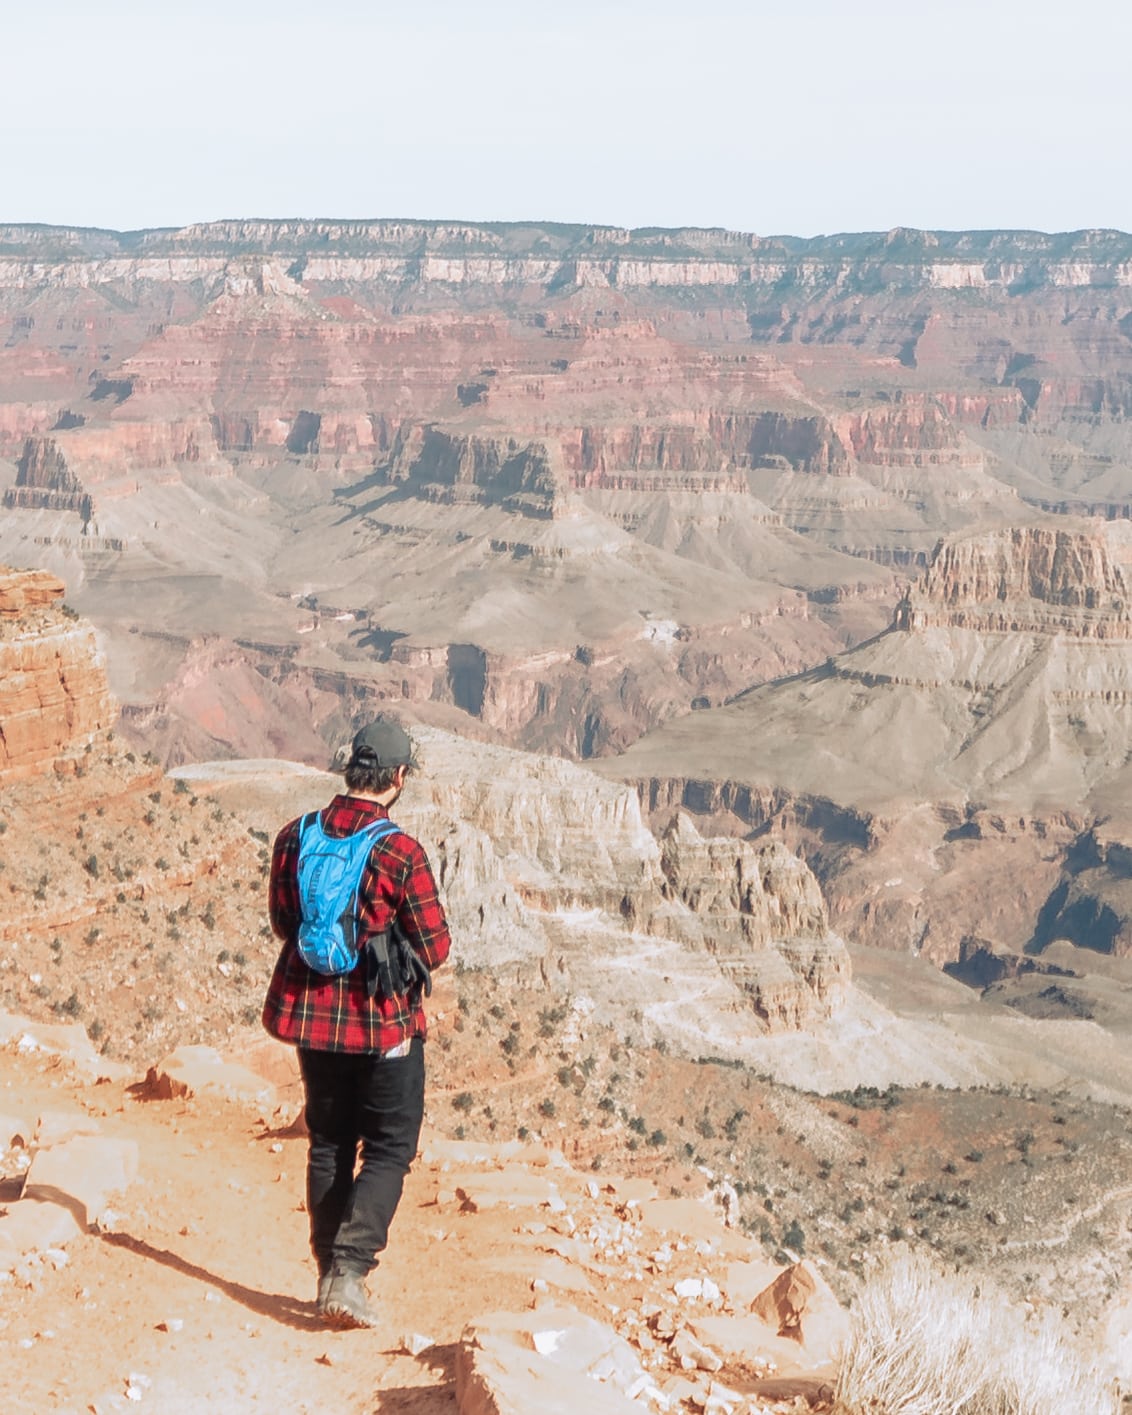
[3,724,1132,1333]
[0,1019,844,1415]
[4,968,1131,1413]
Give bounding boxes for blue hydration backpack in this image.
[295,813,400,975]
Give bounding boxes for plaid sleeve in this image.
[382,836,451,972]
[269,816,302,942]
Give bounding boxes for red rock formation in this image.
[387,427,561,514]
[4,438,92,520]
[0,569,114,779]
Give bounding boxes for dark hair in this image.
[344,752,406,795]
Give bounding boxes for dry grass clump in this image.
[834,1253,1118,1415]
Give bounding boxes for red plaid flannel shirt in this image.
[262,794,450,1053]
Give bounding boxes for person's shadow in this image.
[98,1229,324,1332]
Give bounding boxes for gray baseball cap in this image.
[344,716,418,770]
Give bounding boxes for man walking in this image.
[263,717,450,1329]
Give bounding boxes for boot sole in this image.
[323,1303,378,1330]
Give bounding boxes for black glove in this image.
[362,919,432,1002]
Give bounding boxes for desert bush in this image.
[834,1253,1118,1415]
[831,1084,902,1111]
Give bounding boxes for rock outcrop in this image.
[417,733,850,1038]
[897,526,1132,637]
[4,438,93,521]
[186,731,850,1052]
[605,520,1132,962]
[659,813,847,1026]
[0,567,113,779]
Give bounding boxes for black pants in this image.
[297,1039,425,1276]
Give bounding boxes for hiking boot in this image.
[323,1268,378,1330]
[316,1271,334,1316]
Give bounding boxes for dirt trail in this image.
[1,1048,555,1415]
[1000,1183,1132,1256]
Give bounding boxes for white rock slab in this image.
[458,1304,657,1415]
[142,1046,276,1107]
[0,1012,127,1081]
[0,1200,83,1272]
[25,1135,139,1228]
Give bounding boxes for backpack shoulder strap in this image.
[358,817,400,849]
[351,819,399,880]
[298,812,396,847]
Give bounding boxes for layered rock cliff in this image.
[0,567,114,779]
[896,526,1132,637]
[603,519,1132,963]
[4,220,1132,291]
[408,730,850,1040]
[658,812,847,1026]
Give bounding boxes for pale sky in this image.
[3,0,1130,238]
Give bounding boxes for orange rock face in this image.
[0,568,66,617]
[0,568,114,778]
